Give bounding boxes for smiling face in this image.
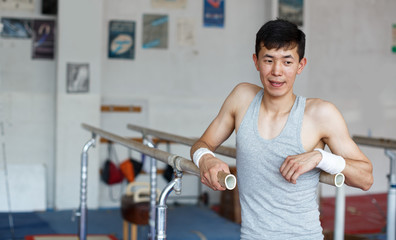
[253,45,307,98]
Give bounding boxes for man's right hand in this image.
[199,155,230,191]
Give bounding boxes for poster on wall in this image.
[392,24,396,53]
[66,63,90,93]
[0,0,35,11]
[278,0,303,27]
[203,0,225,28]
[151,0,186,9]
[32,19,55,59]
[142,14,168,49]
[1,17,32,38]
[108,21,135,60]
[177,18,195,46]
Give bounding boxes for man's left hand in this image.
[280,151,322,184]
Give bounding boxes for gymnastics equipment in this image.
[80,123,235,240]
[353,135,396,240]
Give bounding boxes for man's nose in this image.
[271,62,282,76]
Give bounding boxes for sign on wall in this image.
[151,0,186,9]
[0,0,35,11]
[32,19,55,59]
[393,24,396,53]
[177,18,195,46]
[66,63,90,93]
[203,0,225,28]
[108,20,135,60]
[278,0,303,27]
[142,14,168,49]
[1,17,32,38]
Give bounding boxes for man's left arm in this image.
[280,101,373,190]
[320,103,373,190]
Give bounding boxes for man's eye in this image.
[264,59,272,63]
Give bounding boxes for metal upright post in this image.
[144,138,157,240]
[334,185,345,240]
[78,136,96,240]
[156,171,182,240]
[386,149,396,240]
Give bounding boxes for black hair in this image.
[255,19,305,61]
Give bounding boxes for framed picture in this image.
[66,63,89,93]
[142,14,168,49]
[108,20,135,60]
[393,24,396,53]
[32,19,56,59]
[1,18,32,38]
[278,0,303,27]
[203,0,225,28]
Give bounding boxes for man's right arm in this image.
[190,85,241,191]
[190,83,256,191]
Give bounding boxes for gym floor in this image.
[0,193,389,240]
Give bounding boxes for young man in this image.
[190,19,373,239]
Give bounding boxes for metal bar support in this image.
[334,185,345,240]
[144,137,157,240]
[156,171,182,240]
[78,135,96,240]
[386,149,396,240]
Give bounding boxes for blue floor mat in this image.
[0,212,56,240]
[0,205,240,240]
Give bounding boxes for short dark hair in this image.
[255,19,306,61]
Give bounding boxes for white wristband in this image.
[315,148,346,174]
[193,148,215,168]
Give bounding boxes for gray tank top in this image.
[236,90,323,240]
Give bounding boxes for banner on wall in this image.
[177,18,195,46]
[66,63,90,93]
[203,0,225,28]
[32,19,55,59]
[278,0,303,27]
[151,0,186,9]
[393,24,396,53]
[1,17,32,38]
[142,14,168,49]
[0,0,35,11]
[108,20,135,60]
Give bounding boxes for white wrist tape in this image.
[315,148,346,174]
[193,148,215,168]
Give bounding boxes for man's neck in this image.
[262,92,296,115]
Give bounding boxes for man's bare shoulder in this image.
[305,98,344,126]
[230,82,262,102]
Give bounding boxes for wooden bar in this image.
[127,123,236,157]
[82,123,235,189]
[353,135,396,150]
[126,123,343,187]
[100,137,171,145]
[82,123,197,176]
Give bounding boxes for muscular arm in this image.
[191,83,259,190]
[280,100,373,190]
[320,102,373,190]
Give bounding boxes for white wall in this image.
[55,0,103,209]
[99,0,271,206]
[304,0,396,197]
[0,0,56,208]
[0,0,395,210]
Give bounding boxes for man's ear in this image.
[297,57,307,74]
[253,53,259,71]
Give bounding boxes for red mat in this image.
[320,193,387,234]
[25,235,117,240]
